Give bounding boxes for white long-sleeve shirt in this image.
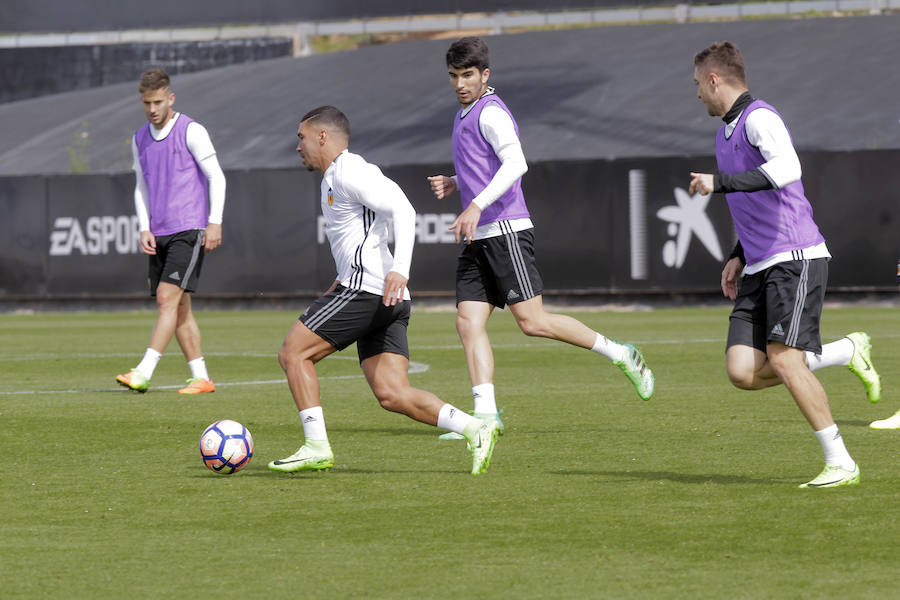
[321,150,415,299]
[726,107,802,189]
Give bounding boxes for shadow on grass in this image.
[328,426,439,437]
[198,466,458,478]
[548,469,796,485]
[840,419,878,427]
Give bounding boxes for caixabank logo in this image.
[656,187,723,268]
[49,215,142,256]
[627,168,728,282]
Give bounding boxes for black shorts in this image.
[726,258,827,354]
[148,229,205,295]
[300,286,410,362]
[456,227,544,308]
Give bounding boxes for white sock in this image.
[472,383,497,415]
[438,403,478,435]
[188,357,210,380]
[299,406,328,442]
[806,338,853,372]
[814,424,855,471]
[591,332,626,362]
[136,348,162,379]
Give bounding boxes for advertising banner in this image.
[1,150,896,300]
[0,176,47,296]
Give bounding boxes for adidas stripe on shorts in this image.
[456,226,544,309]
[148,229,205,295]
[727,257,827,354]
[300,285,410,361]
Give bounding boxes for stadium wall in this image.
[0,150,896,301]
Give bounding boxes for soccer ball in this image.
[199,420,254,474]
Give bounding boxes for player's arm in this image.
[743,108,802,189]
[473,104,528,208]
[721,241,745,301]
[450,104,528,243]
[345,167,417,306]
[427,174,457,199]
[131,138,156,255]
[689,167,770,195]
[186,122,226,252]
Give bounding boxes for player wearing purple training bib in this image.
[427,38,655,443]
[689,41,880,488]
[116,68,226,395]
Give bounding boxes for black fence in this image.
[0,39,293,103]
[1,1,730,33]
[1,150,897,301]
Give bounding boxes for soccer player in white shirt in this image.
[268,106,499,475]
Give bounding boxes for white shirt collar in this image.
[460,87,495,118]
[149,112,180,140]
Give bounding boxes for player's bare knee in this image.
[516,316,548,338]
[373,384,404,412]
[456,313,478,339]
[155,288,181,313]
[726,363,757,390]
[277,343,308,372]
[727,371,756,390]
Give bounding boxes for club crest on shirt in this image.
[328,189,334,206]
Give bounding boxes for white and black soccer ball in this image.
[199,419,254,474]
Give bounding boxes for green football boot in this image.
[614,343,654,400]
[846,332,880,403]
[268,440,334,473]
[799,464,860,489]
[869,409,900,430]
[466,419,500,476]
[439,409,504,440]
[116,369,149,393]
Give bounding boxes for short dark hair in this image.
[446,37,490,71]
[138,68,171,94]
[301,105,350,139]
[693,41,747,86]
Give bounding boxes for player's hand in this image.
[139,230,157,255]
[427,175,457,200]
[689,172,715,195]
[449,203,482,244]
[382,271,408,307]
[721,256,743,301]
[203,223,223,253]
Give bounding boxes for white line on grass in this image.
[0,338,729,361]
[0,359,430,396]
[7,329,895,361]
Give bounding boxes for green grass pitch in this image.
[1,305,897,598]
